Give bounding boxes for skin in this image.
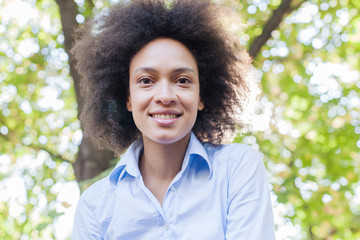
[127,38,204,205]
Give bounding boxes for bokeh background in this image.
[0,0,359,239]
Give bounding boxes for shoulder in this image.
[203,142,265,182]
[73,177,117,238]
[79,176,116,207]
[204,142,262,166]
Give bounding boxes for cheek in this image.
[181,96,202,115]
[130,93,151,111]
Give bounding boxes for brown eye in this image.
[138,77,153,84]
[176,77,191,84]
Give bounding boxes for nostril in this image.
[154,97,177,105]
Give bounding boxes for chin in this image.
[144,131,191,145]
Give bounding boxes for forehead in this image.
[129,38,198,74]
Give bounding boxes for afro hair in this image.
[72,0,260,154]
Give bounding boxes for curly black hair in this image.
[72,0,260,154]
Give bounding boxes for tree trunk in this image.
[55,0,114,182]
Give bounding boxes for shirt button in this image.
[163,224,169,230]
[170,186,176,192]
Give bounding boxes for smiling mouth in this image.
[150,114,181,119]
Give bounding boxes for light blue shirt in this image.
[72,133,275,239]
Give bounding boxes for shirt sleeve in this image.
[71,195,102,240]
[225,147,275,240]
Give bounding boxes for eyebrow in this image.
[172,67,196,75]
[134,67,158,74]
[134,67,196,75]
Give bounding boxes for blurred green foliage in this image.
[0,0,359,239]
[232,0,360,239]
[0,0,79,238]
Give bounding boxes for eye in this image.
[138,77,154,85]
[176,77,191,85]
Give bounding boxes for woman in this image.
[71,0,275,239]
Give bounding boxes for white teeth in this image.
[152,114,178,119]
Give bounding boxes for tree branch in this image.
[30,144,74,164]
[248,0,307,59]
[291,0,307,12]
[86,0,95,9]
[0,134,72,164]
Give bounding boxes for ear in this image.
[198,100,204,111]
[126,94,132,112]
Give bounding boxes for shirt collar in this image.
[181,132,212,178]
[109,132,212,185]
[109,138,143,185]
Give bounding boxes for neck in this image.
[140,133,191,180]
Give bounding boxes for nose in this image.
[154,80,176,105]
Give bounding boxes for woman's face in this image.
[127,38,204,145]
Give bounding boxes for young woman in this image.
[71,0,275,239]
